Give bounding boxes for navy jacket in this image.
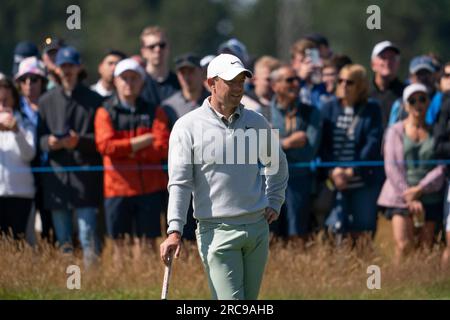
[319,98,384,185]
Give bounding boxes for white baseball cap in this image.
[207,53,252,80]
[371,41,400,60]
[403,83,428,104]
[114,58,146,80]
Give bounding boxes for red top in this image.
[95,102,169,198]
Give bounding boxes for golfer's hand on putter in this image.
[160,231,182,266]
[265,207,279,224]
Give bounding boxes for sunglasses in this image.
[144,42,167,51]
[408,95,428,106]
[338,78,355,86]
[281,76,300,84]
[19,75,41,83]
[441,73,450,79]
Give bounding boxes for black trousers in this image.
[0,197,33,239]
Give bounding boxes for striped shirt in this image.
[332,107,364,189]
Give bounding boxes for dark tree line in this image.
[1,0,450,82]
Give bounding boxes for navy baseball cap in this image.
[304,33,329,46]
[13,41,39,75]
[409,55,435,74]
[55,46,81,66]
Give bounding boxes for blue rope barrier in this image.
[5,159,450,173]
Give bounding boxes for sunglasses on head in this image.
[408,95,428,106]
[338,78,355,86]
[19,75,40,83]
[144,42,167,50]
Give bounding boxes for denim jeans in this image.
[326,184,380,234]
[52,207,99,266]
[444,179,450,232]
[284,174,313,236]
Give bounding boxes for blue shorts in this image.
[105,192,162,239]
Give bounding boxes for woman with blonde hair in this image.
[320,64,384,245]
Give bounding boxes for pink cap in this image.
[15,56,46,80]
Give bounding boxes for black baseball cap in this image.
[43,37,65,54]
[174,53,201,70]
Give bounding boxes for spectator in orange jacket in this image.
[95,58,169,259]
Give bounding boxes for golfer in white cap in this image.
[160,54,289,300]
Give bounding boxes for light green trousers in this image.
[196,218,269,300]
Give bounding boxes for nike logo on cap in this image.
[231,61,240,65]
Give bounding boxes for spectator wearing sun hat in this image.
[388,55,444,127]
[15,56,52,243]
[95,58,170,257]
[160,53,210,241]
[378,83,445,265]
[162,53,209,129]
[42,37,65,90]
[12,41,40,76]
[37,46,103,266]
[15,57,47,128]
[369,41,405,128]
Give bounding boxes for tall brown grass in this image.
[1,217,449,299]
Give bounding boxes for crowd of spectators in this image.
[1,27,450,268]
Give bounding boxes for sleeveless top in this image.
[403,132,441,204]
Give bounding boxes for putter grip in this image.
[161,256,173,300]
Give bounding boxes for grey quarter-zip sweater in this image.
[167,97,289,235]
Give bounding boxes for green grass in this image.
[1,217,450,300]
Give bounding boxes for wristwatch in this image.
[167,230,181,236]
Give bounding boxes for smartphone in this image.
[305,48,321,66]
[305,48,322,84]
[54,130,71,139]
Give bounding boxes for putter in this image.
[161,254,173,300]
